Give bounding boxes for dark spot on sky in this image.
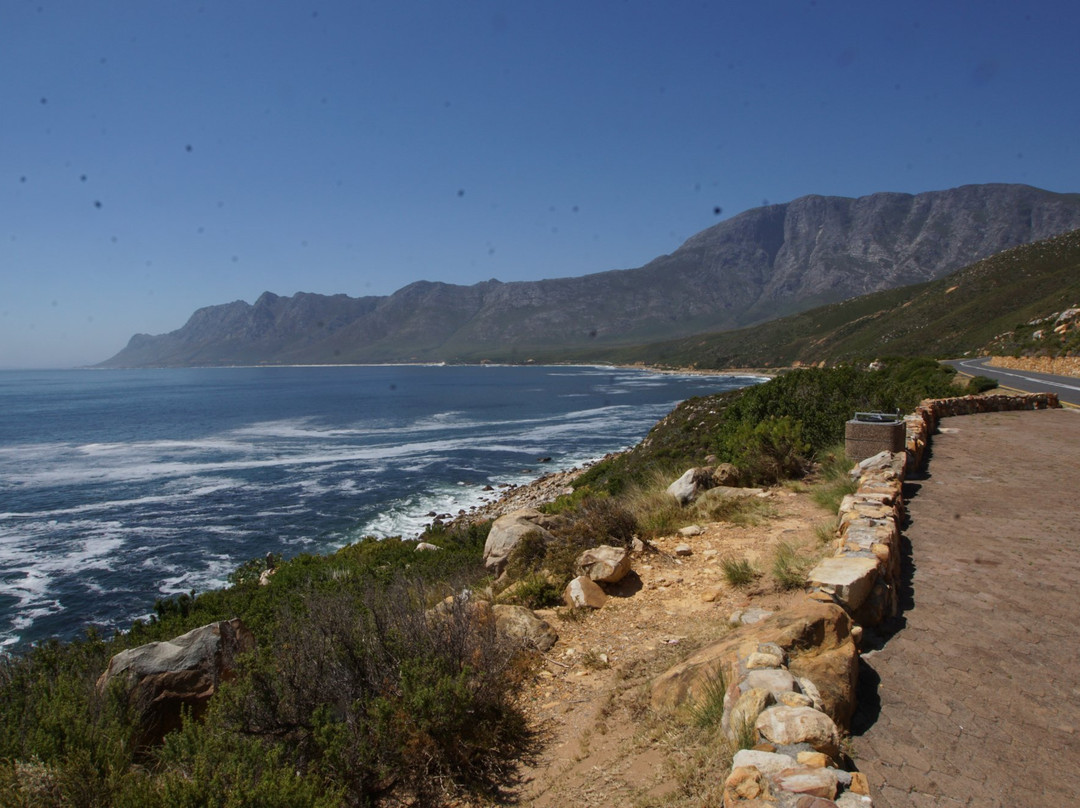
[93,200,102,208]
[389,383,397,391]
[762,198,769,206]
[971,59,999,86]
[457,189,465,197]
[588,329,597,339]
[185,144,193,152]
[231,255,238,262]
[836,48,858,68]
[572,205,579,213]
[713,206,723,215]
[19,176,26,183]
[1017,152,1024,160]
[51,300,58,307]
[40,97,47,105]
[80,174,87,182]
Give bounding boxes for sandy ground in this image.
[491,484,838,807]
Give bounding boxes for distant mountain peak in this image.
[99,183,1080,368]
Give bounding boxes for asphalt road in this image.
[945,357,1080,408]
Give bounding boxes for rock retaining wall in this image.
[718,392,1059,807]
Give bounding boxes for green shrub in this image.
[964,375,999,394]
[771,542,811,591]
[503,529,552,581]
[719,415,810,484]
[720,557,757,588]
[688,670,728,729]
[810,445,859,512]
[501,573,563,610]
[504,498,639,587]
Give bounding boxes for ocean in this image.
[0,365,759,650]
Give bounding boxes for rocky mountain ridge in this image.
[99,183,1080,367]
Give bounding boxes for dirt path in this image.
[851,408,1080,807]
[508,487,836,806]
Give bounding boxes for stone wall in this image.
[988,355,1080,379]
[717,392,1059,807]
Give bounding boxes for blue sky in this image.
[3,1,1079,368]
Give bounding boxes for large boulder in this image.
[755,705,842,758]
[667,467,715,505]
[483,509,558,576]
[97,618,255,747]
[650,600,858,728]
[563,576,608,609]
[575,544,631,583]
[491,604,559,652]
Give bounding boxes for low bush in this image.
[809,444,859,512]
[504,497,638,587]
[720,557,757,588]
[575,359,962,496]
[771,542,813,591]
[964,375,999,394]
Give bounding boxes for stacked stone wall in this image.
[717,392,1059,807]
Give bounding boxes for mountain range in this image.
[98,183,1080,367]
[598,226,1080,369]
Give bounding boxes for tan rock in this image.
[491,604,558,652]
[755,706,841,757]
[789,643,859,728]
[97,618,255,748]
[745,667,797,697]
[806,556,880,612]
[483,509,556,576]
[563,575,607,609]
[700,585,725,603]
[746,651,784,669]
[796,751,829,768]
[725,688,772,740]
[651,600,857,728]
[797,797,844,808]
[849,771,870,796]
[772,765,838,799]
[575,544,631,583]
[732,749,796,776]
[724,766,769,802]
[778,691,814,708]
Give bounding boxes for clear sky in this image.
[3,1,1079,368]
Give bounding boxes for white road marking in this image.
[957,359,1080,394]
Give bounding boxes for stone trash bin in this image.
[845,411,905,463]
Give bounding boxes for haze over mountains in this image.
[99,184,1080,367]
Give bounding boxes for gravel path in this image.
[852,408,1080,807]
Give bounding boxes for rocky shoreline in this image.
[442,454,620,529]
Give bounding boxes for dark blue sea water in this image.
[0,365,760,650]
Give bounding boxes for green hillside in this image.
[599,228,1080,369]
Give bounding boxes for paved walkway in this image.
[852,408,1080,808]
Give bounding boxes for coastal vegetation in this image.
[0,358,990,806]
